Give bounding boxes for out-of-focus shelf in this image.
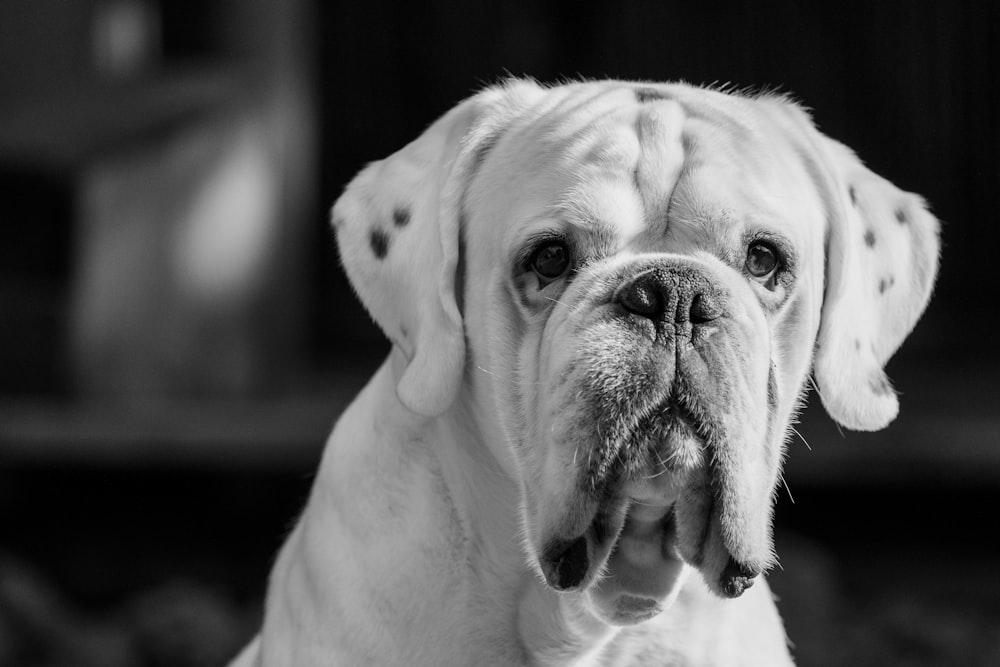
[0,370,372,471]
[0,65,252,174]
[0,395,333,470]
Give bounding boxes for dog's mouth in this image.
[532,309,778,623]
[536,399,766,624]
[592,496,689,624]
[538,401,700,610]
[539,491,687,625]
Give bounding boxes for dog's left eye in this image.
[530,242,571,282]
[745,241,780,278]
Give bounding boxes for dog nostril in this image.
[620,278,664,318]
[689,293,721,324]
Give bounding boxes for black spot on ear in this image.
[864,229,876,247]
[369,229,390,259]
[399,324,408,339]
[878,275,895,294]
[895,208,908,224]
[870,374,893,397]
[332,215,346,229]
[636,87,669,103]
[392,208,411,227]
[848,186,857,205]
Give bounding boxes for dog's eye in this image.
[745,241,780,278]
[530,242,571,281]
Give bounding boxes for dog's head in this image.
[333,80,939,624]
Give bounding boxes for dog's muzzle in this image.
[535,261,772,623]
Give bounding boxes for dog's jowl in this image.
[230,79,939,667]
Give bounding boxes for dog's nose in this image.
[617,267,722,324]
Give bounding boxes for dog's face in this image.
[333,80,939,625]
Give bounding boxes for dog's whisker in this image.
[629,499,666,508]
[475,365,544,386]
[805,373,845,436]
[646,462,671,480]
[544,296,572,309]
[643,449,673,479]
[790,426,812,451]
[779,474,795,504]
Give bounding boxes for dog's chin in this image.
[535,411,702,621]
[538,494,690,626]
[585,500,689,625]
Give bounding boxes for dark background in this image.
[1,1,997,666]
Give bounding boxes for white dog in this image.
[230,79,939,666]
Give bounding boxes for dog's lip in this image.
[539,498,628,592]
[539,467,685,594]
[589,498,685,613]
[610,501,682,588]
[539,490,685,623]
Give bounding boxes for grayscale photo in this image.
[0,2,995,666]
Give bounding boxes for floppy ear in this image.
[331,84,530,416]
[811,137,940,431]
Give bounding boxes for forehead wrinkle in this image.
[660,171,745,258]
[557,172,646,248]
[577,122,640,174]
[574,218,622,261]
[544,85,630,127]
[513,87,639,165]
[633,100,688,229]
[666,86,759,140]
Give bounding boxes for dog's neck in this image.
[279,354,764,666]
[279,354,617,665]
[394,351,624,664]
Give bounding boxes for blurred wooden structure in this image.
[0,0,316,397]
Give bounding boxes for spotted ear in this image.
[331,84,529,416]
[813,138,940,431]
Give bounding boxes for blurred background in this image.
[0,1,997,665]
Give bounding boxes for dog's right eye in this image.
[530,242,571,282]
[745,241,779,278]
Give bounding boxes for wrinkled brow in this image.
[547,203,628,260]
[509,212,624,272]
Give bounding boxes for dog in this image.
[230,79,939,666]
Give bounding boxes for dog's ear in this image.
[332,84,532,416]
[810,136,940,431]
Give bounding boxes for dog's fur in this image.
[230,79,939,666]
